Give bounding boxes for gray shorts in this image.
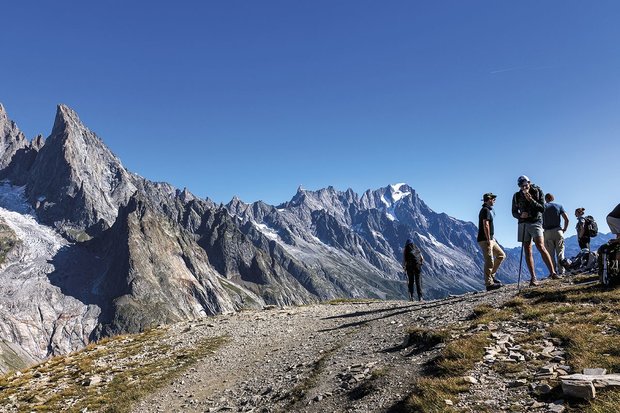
[518,222,544,243]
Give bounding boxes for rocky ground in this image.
[131,283,573,413]
[3,277,610,413]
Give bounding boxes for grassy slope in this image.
[398,274,620,412]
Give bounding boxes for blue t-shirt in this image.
[543,202,565,230]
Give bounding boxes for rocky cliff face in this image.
[0,104,29,170]
[0,103,519,373]
[25,105,138,240]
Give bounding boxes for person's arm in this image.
[511,194,521,219]
[482,219,491,241]
[561,212,569,233]
[529,188,545,213]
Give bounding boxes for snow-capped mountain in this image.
[228,183,521,300]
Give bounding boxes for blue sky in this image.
[2,1,619,247]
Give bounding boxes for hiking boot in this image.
[418,295,424,302]
[529,279,539,287]
[549,273,561,280]
[486,283,502,291]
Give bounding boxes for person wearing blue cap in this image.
[402,238,424,301]
[511,175,558,286]
[478,192,505,291]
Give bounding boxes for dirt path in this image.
[134,287,518,413]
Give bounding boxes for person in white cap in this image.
[511,175,558,286]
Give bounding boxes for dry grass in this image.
[404,377,468,413]
[470,304,514,324]
[400,278,620,412]
[501,281,620,412]
[398,330,489,412]
[0,327,226,413]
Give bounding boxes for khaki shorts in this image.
[518,222,544,243]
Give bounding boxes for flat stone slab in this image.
[560,373,620,388]
[583,368,607,375]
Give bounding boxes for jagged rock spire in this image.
[0,103,28,169]
[50,104,87,139]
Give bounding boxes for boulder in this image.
[561,379,596,400]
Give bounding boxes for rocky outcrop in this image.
[0,104,29,171]
[85,193,252,338]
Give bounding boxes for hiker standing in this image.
[477,192,505,291]
[607,203,620,243]
[575,208,590,250]
[543,193,569,275]
[402,238,424,301]
[511,175,558,286]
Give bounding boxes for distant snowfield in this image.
[0,182,67,274]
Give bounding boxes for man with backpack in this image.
[511,175,558,286]
[543,193,569,275]
[402,238,424,301]
[477,192,505,291]
[575,208,598,250]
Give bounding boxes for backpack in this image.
[584,215,598,237]
[598,242,620,287]
[561,250,598,274]
[405,244,423,272]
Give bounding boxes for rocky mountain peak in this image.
[51,104,85,138]
[359,183,415,212]
[25,104,138,238]
[0,103,28,169]
[32,134,45,150]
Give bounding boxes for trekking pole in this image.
[517,242,524,292]
[517,223,524,293]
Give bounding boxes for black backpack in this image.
[584,216,598,237]
[405,243,423,272]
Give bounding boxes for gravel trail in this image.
[135,287,518,413]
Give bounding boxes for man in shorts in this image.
[511,175,558,286]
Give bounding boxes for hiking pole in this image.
[517,223,524,293]
[517,241,524,293]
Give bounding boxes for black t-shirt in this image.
[477,204,494,242]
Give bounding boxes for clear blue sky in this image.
[2,1,619,247]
